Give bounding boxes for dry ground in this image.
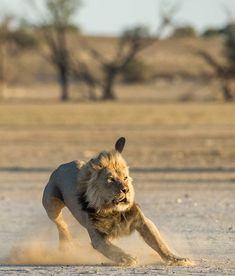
[0,102,235,275]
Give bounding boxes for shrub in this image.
[202,28,223,37]
[171,26,197,38]
[122,58,152,83]
[8,29,39,49]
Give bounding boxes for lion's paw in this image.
[117,255,137,267]
[167,256,194,267]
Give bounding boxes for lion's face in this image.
[85,140,134,212]
[92,165,134,212]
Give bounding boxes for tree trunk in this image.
[88,86,97,101]
[59,66,69,101]
[102,70,116,100]
[0,42,6,99]
[222,81,233,102]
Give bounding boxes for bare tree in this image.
[0,16,36,99]
[0,17,10,98]
[32,0,82,101]
[72,60,100,100]
[196,24,235,101]
[196,50,233,101]
[74,2,179,100]
[88,27,153,100]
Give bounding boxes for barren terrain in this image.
[0,103,235,275]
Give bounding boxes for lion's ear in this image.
[115,137,126,153]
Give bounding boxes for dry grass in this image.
[0,102,235,169]
[0,102,235,126]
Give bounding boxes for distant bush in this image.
[202,23,235,38]
[202,28,223,37]
[38,23,81,33]
[120,26,152,83]
[122,58,152,83]
[122,26,150,41]
[171,26,197,38]
[8,29,39,49]
[222,23,235,35]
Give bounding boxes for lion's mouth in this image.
[112,197,128,205]
[119,197,127,203]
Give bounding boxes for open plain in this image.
[0,102,235,275]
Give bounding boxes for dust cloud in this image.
[2,230,165,266]
[1,212,192,266]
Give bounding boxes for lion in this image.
[42,137,192,266]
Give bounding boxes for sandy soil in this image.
[0,169,234,275]
[0,103,235,275]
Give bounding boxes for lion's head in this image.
[85,137,134,213]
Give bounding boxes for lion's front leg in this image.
[136,215,192,266]
[92,238,137,266]
[88,228,136,266]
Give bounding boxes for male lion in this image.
[42,137,192,266]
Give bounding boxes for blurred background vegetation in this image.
[0,0,235,102]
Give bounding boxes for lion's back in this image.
[46,160,84,203]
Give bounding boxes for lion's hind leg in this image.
[43,196,72,249]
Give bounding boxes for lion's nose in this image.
[121,187,129,194]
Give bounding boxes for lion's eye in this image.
[124,176,128,181]
[108,176,115,183]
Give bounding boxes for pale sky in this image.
[0,0,235,35]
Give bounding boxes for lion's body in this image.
[42,138,192,266]
[43,159,140,239]
[43,161,86,227]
